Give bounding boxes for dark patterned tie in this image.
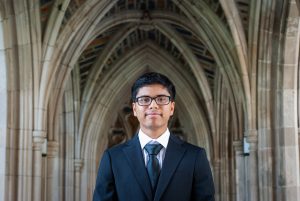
[144,143,163,191]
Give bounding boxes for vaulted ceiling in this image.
[40,0,249,94]
[38,0,250,149]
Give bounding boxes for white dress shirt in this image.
[138,128,170,169]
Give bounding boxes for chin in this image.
[145,124,165,130]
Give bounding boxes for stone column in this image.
[46,141,59,201]
[233,140,245,201]
[74,159,83,201]
[32,131,47,201]
[275,1,300,200]
[246,131,258,201]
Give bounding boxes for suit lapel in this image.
[122,135,153,201]
[154,135,187,201]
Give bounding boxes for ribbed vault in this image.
[44,1,248,142]
[79,43,214,198]
[41,0,248,200]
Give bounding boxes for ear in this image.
[132,102,137,116]
[170,101,175,116]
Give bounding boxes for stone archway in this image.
[77,44,213,199]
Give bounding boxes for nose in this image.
[149,98,158,109]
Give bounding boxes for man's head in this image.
[131,72,176,137]
[131,72,176,102]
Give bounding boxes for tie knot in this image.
[144,143,163,155]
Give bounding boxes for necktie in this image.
[144,143,163,191]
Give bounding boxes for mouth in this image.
[145,112,162,117]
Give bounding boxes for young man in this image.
[93,72,215,201]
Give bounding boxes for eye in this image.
[156,96,169,104]
[156,97,165,102]
[139,97,151,103]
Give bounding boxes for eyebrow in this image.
[136,94,170,97]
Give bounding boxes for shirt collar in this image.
[138,128,170,149]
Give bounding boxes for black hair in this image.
[131,72,176,101]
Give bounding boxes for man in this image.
[93,72,215,201]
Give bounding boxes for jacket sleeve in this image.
[191,149,215,201]
[93,150,118,201]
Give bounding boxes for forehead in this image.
[136,84,170,96]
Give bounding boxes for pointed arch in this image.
[79,43,214,200]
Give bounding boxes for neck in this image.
[141,127,167,139]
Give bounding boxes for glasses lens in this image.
[136,96,171,106]
[137,97,151,105]
[155,96,170,105]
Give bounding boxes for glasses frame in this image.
[135,95,172,106]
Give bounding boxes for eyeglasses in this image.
[135,95,171,106]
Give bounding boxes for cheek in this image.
[133,107,141,117]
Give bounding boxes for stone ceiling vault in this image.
[37,0,252,163]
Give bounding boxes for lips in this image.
[145,112,162,116]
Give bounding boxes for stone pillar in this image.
[275,1,300,200]
[246,131,258,201]
[32,131,47,201]
[274,114,300,201]
[46,141,59,201]
[233,140,245,201]
[74,159,83,201]
[0,18,7,201]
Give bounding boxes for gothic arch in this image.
[79,43,213,199]
[46,1,248,151]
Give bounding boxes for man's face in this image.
[132,84,175,134]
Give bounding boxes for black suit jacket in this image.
[93,134,215,201]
